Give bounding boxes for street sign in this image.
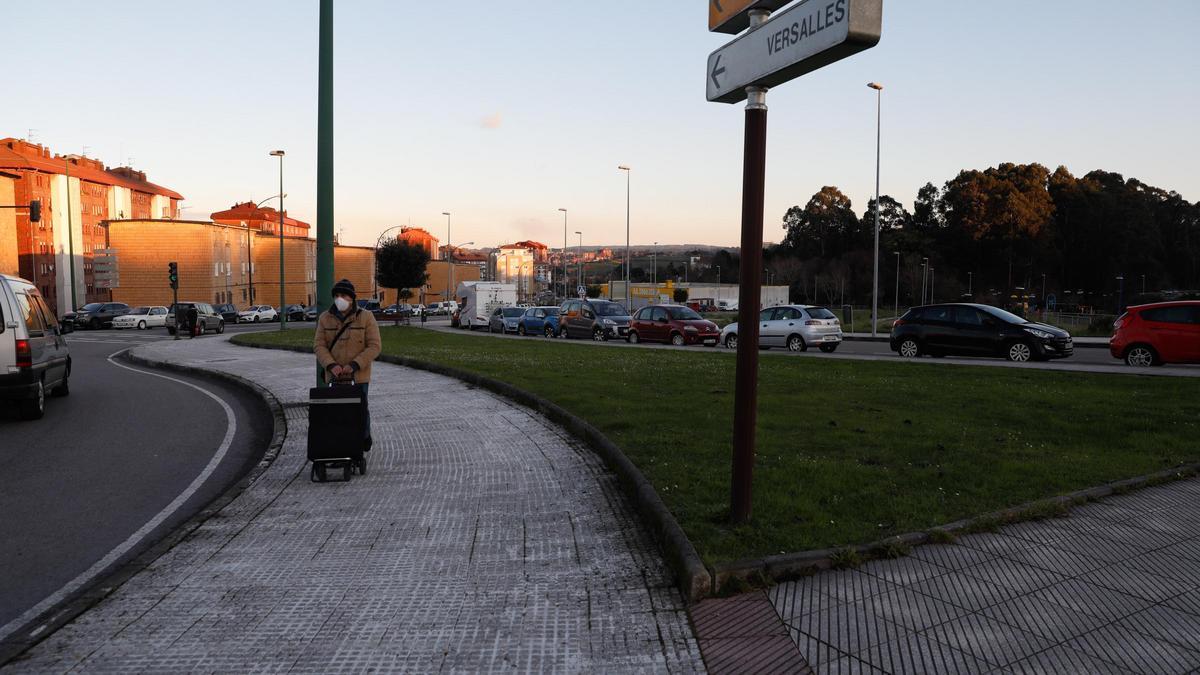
[707,0,883,103]
[709,0,793,35]
[577,284,587,298]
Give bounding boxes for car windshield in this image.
[80,303,104,311]
[593,303,627,316]
[129,307,150,315]
[978,305,1028,325]
[667,306,702,320]
[806,307,836,320]
[502,308,524,317]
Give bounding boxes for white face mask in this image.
[333,297,351,313]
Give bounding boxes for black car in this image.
[890,303,1073,362]
[558,298,632,340]
[283,304,307,322]
[64,302,130,330]
[166,302,225,336]
[213,303,240,324]
[304,305,321,321]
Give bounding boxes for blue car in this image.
[517,306,561,337]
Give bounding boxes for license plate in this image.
[823,335,840,342]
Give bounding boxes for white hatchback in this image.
[113,306,169,330]
[238,305,278,323]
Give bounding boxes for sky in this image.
[5,1,1199,250]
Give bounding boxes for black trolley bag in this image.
[307,380,367,482]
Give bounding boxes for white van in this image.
[0,274,71,419]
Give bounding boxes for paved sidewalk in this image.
[768,479,1200,674]
[8,338,703,672]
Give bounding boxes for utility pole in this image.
[271,150,286,330]
[316,0,334,314]
[64,158,78,310]
[868,82,883,337]
[559,208,568,299]
[619,165,631,309]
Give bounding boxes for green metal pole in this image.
[315,0,334,383]
[65,159,77,310]
[278,153,286,331]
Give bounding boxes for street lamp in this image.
[618,165,631,310]
[893,252,900,319]
[269,150,286,331]
[575,231,583,295]
[929,268,935,304]
[517,260,533,303]
[558,208,568,300]
[373,225,405,302]
[1116,275,1125,314]
[1041,273,1047,310]
[920,257,929,304]
[442,212,451,303]
[716,265,721,306]
[867,82,883,337]
[652,241,658,300]
[968,271,973,299]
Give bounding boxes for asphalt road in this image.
[425,323,1200,377]
[0,327,272,638]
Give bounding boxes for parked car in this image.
[0,274,71,419]
[1109,301,1200,366]
[357,299,385,317]
[628,304,720,346]
[304,305,321,321]
[64,302,130,330]
[558,299,631,341]
[382,304,402,316]
[890,303,1072,362]
[489,307,526,334]
[517,306,560,337]
[213,303,240,324]
[167,302,225,336]
[112,305,169,330]
[238,305,278,323]
[283,304,307,322]
[411,304,425,317]
[720,305,843,352]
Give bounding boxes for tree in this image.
[861,195,911,233]
[781,186,861,258]
[376,239,430,299]
[673,287,689,303]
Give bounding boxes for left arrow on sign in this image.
[711,54,726,88]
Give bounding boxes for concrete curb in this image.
[231,338,714,603]
[0,347,288,668]
[711,462,1200,592]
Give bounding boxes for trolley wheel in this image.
[357,455,368,476]
[343,464,353,481]
[311,463,326,482]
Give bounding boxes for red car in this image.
[627,304,720,346]
[1110,301,1200,366]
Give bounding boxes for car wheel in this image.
[592,327,606,342]
[898,338,921,358]
[217,320,225,334]
[819,344,838,353]
[543,326,554,338]
[89,318,101,330]
[1125,344,1157,367]
[670,333,685,347]
[1006,341,1033,362]
[253,315,260,323]
[20,380,45,420]
[628,331,640,344]
[136,320,146,330]
[52,371,70,397]
[787,335,806,352]
[518,324,526,336]
[725,334,738,350]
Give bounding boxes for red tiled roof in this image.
[499,240,548,250]
[0,138,184,200]
[211,201,310,230]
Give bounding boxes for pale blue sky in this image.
[5,1,1198,249]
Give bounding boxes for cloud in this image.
[480,112,503,130]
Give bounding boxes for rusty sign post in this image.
[709,0,883,524]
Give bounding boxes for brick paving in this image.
[7,338,703,673]
[767,479,1200,674]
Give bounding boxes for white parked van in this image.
[0,274,71,419]
[455,281,517,329]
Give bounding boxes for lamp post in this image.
[1116,275,1125,314]
[269,150,286,330]
[867,82,883,337]
[716,265,721,306]
[558,208,568,300]
[894,252,900,318]
[929,268,935,304]
[652,241,657,301]
[968,271,973,299]
[442,212,451,303]
[1041,273,1047,310]
[575,231,583,295]
[920,257,929,304]
[517,260,533,303]
[618,165,631,309]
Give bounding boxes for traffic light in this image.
[168,261,178,289]
[28,200,40,223]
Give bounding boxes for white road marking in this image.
[0,347,238,643]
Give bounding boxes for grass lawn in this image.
[235,327,1200,566]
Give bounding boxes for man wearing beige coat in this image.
[314,279,382,449]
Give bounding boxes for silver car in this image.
[720,305,843,352]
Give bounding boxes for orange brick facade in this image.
[0,172,17,276]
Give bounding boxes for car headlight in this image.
[1024,327,1054,339]
[603,318,616,325]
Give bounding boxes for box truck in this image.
[455,281,517,329]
